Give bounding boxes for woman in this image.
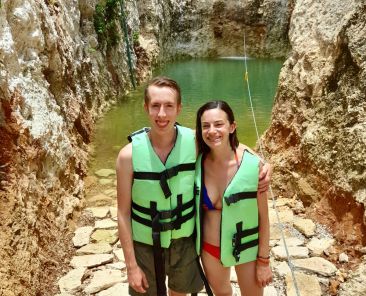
[195,100,272,296]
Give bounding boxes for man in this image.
[116,76,271,296]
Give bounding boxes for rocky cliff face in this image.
[135,0,291,61]
[0,0,139,294]
[0,0,289,294]
[263,0,366,290]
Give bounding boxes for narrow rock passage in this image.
[55,169,346,296]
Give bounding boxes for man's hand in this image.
[258,162,271,193]
[127,265,149,293]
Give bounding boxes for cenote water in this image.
[90,58,283,171]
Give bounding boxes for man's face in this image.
[144,85,182,133]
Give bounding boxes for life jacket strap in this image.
[224,191,257,206]
[134,162,196,198]
[127,127,151,142]
[150,201,167,296]
[132,197,194,220]
[131,198,195,232]
[232,221,259,262]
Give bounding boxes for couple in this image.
[116,76,273,296]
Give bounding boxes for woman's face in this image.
[200,108,236,150]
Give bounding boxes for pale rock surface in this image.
[91,229,119,244]
[286,272,322,296]
[292,257,337,276]
[271,246,309,260]
[306,237,335,256]
[293,218,316,237]
[96,283,129,296]
[76,243,113,255]
[95,219,118,229]
[85,207,110,219]
[72,226,94,247]
[84,269,125,294]
[58,268,86,293]
[70,254,114,268]
[95,169,116,178]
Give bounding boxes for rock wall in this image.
[135,0,291,61]
[262,0,366,281]
[0,0,139,294]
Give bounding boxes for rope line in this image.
[239,1,301,295]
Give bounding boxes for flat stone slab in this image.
[292,257,337,276]
[270,224,293,240]
[306,237,335,256]
[85,207,110,219]
[274,261,291,277]
[95,218,118,229]
[99,178,113,185]
[293,218,316,237]
[277,237,304,247]
[91,229,119,244]
[87,193,114,207]
[72,226,94,247]
[58,268,86,293]
[264,286,278,296]
[70,254,114,268]
[104,189,117,198]
[113,249,125,262]
[84,269,125,294]
[271,246,309,260]
[95,169,115,177]
[106,262,126,270]
[109,206,117,220]
[269,208,294,224]
[286,272,321,296]
[76,242,113,255]
[96,282,129,296]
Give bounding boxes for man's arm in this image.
[116,143,148,293]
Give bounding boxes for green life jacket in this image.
[130,125,196,248]
[195,150,260,267]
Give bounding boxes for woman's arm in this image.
[256,189,273,287]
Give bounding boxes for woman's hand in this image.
[256,263,273,288]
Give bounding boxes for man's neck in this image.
[149,126,177,151]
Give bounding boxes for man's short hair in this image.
[144,76,182,105]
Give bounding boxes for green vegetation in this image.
[132,31,140,45]
[93,0,120,48]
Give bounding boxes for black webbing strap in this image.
[232,222,259,262]
[127,127,150,142]
[131,207,195,231]
[195,256,213,296]
[150,201,167,296]
[134,162,196,198]
[224,191,257,206]
[132,198,195,219]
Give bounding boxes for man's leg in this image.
[167,237,204,295]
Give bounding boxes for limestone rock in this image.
[91,229,119,244]
[306,237,335,256]
[58,268,86,293]
[85,207,110,219]
[292,257,337,277]
[84,269,125,294]
[271,246,309,260]
[95,169,116,178]
[96,283,129,296]
[293,218,316,237]
[70,254,114,268]
[72,226,94,247]
[76,243,113,255]
[95,219,118,229]
[286,272,322,296]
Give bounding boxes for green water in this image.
[91,58,283,171]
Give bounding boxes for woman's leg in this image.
[235,261,263,296]
[201,250,232,296]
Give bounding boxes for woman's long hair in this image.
[196,100,239,155]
